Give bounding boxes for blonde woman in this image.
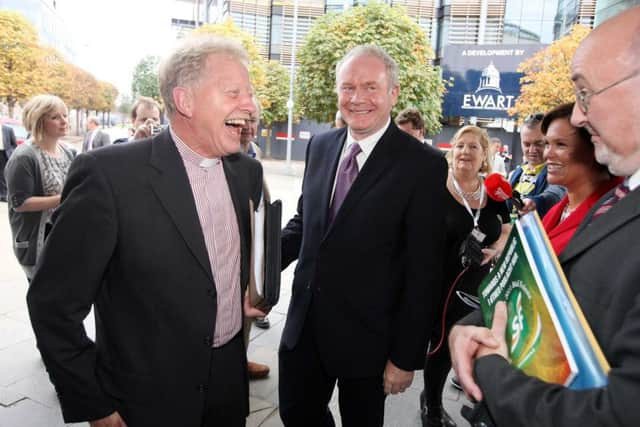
[420,126,510,427]
[5,95,75,280]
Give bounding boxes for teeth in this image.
[225,118,247,127]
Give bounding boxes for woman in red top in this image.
[542,102,622,255]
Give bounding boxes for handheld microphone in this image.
[484,173,524,210]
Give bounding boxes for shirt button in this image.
[204,336,213,346]
[196,384,207,393]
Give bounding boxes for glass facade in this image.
[595,0,640,25]
[206,0,597,69]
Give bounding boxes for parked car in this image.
[0,117,29,145]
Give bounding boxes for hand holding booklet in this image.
[477,212,609,389]
[248,186,282,311]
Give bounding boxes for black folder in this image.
[248,188,282,311]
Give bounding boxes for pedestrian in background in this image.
[508,113,565,217]
[82,116,111,152]
[113,96,162,143]
[5,94,74,281]
[395,107,426,143]
[0,123,17,202]
[419,126,509,427]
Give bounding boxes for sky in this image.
[58,0,179,100]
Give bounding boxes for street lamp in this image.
[285,0,298,174]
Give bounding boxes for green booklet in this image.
[477,213,609,389]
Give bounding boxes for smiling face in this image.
[544,117,595,189]
[183,54,256,157]
[43,106,69,140]
[337,54,399,141]
[452,131,485,175]
[520,124,545,166]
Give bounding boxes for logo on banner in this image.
[462,61,515,111]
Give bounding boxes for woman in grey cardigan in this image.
[5,95,75,280]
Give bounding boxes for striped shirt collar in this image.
[169,126,220,168]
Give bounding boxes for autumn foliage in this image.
[0,10,118,118]
[509,25,591,121]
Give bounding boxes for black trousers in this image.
[279,317,386,427]
[201,332,249,427]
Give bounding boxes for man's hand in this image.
[476,301,509,360]
[132,119,158,141]
[89,411,127,427]
[448,322,499,402]
[383,360,413,395]
[243,290,269,318]
[519,198,537,215]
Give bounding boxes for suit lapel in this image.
[320,130,347,233]
[560,188,640,264]
[222,156,249,285]
[148,133,214,282]
[325,123,397,235]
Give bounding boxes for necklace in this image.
[451,176,483,201]
[560,203,576,222]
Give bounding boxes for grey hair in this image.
[87,116,100,126]
[159,34,250,117]
[335,45,400,91]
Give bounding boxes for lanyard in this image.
[451,174,485,229]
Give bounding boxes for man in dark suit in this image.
[82,116,111,152]
[449,6,640,426]
[279,45,448,426]
[0,124,17,201]
[27,35,265,427]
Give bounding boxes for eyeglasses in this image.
[575,68,640,113]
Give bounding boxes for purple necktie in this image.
[329,142,362,223]
[589,182,630,224]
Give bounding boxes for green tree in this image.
[256,60,290,157]
[0,11,45,116]
[509,25,591,121]
[295,2,446,134]
[194,20,267,92]
[257,60,289,127]
[131,55,160,101]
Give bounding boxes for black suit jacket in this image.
[474,185,640,426]
[1,124,17,197]
[27,130,262,426]
[1,124,17,157]
[281,122,448,377]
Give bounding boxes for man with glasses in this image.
[508,113,565,217]
[449,7,640,426]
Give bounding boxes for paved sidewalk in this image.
[0,160,471,427]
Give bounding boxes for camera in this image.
[150,124,164,135]
[459,232,484,268]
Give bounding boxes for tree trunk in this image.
[7,96,16,119]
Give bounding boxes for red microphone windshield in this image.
[484,173,513,202]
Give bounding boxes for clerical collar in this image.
[170,126,220,169]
